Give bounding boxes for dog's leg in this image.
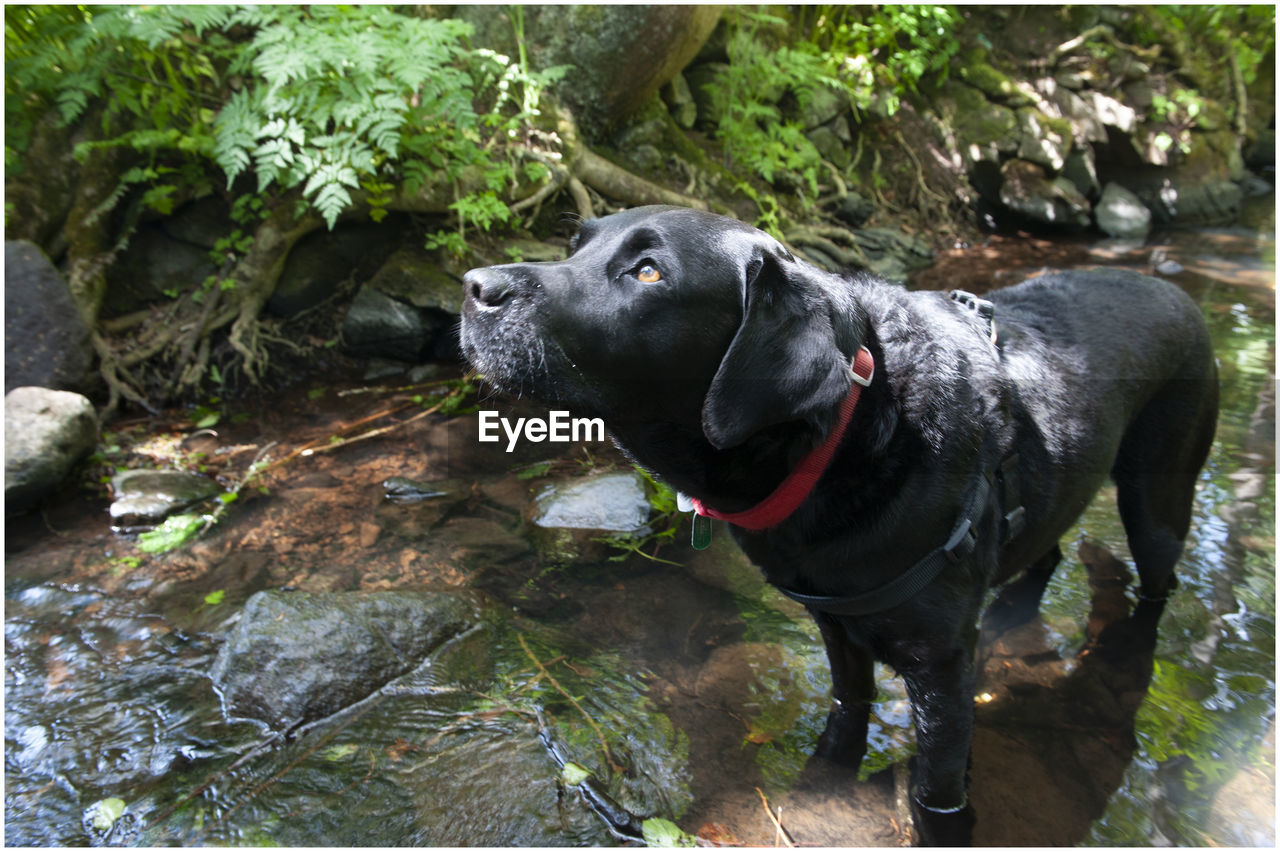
[812,612,875,767]
[982,545,1062,632]
[895,636,979,845]
[1111,378,1217,602]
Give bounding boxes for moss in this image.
[959,62,1032,106]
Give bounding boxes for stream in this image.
[6,207,1274,846]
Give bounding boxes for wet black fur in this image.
[460,205,1219,844]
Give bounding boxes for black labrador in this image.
[459,205,1218,844]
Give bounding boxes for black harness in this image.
[770,290,1025,617]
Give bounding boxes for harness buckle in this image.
[948,290,997,345]
[944,517,977,564]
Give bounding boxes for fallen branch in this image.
[755,787,796,848]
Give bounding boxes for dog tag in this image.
[691,513,712,550]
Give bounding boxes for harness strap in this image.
[774,469,993,617]
[997,453,1025,544]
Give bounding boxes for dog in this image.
[460,205,1218,844]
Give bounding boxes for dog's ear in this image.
[702,247,856,450]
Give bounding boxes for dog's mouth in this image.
[460,271,592,408]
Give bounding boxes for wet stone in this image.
[109,468,221,528]
[533,470,651,532]
[382,475,450,504]
[210,588,479,731]
[4,386,98,514]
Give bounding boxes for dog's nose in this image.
[464,267,513,308]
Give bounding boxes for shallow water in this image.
[5,218,1275,846]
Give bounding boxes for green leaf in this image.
[560,761,591,786]
[322,743,359,761]
[641,817,696,847]
[138,513,206,554]
[85,797,127,833]
[204,589,226,606]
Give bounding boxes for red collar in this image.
[688,346,875,531]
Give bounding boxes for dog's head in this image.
[461,206,867,450]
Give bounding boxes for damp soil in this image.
[6,215,1275,846]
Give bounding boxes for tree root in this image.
[1042,24,1162,68]
[68,102,723,414]
[785,224,870,270]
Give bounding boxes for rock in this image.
[959,62,1033,106]
[801,85,850,130]
[382,476,450,504]
[5,386,98,514]
[683,62,730,129]
[161,196,232,249]
[1140,179,1243,227]
[1094,183,1152,239]
[944,83,1019,166]
[807,124,851,169]
[1239,173,1273,199]
[533,471,652,532]
[998,159,1091,229]
[456,6,722,130]
[662,72,698,130]
[1079,91,1137,134]
[365,246,465,315]
[5,241,94,394]
[1048,87,1108,145]
[108,469,222,528]
[849,228,934,281]
[1062,148,1101,199]
[267,220,404,317]
[341,286,448,363]
[101,222,217,317]
[831,191,876,229]
[1016,108,1074,172]
[211,588,479,731]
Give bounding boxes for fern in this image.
[8,6,554,239]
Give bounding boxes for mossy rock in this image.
[946,84,1019,150]
[959,62,1033,106]
[1016,108,1075,172]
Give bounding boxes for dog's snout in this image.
[464,267,514,308]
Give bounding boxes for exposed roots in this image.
[70,103,719,416]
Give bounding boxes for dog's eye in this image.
[636,263,662,284]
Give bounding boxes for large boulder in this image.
[5,241,94,394]
[211,588,480,731]
[456,6,722,131]
[5,386,98,514]
[101,222,217,317]
[266,220,406,317]
[341,286,452,363]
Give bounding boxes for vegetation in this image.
[5,5,571,410]
[4,5,1273,412]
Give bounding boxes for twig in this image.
[755,787,796,848]
[296,403,438,457]
[517,632,623,774]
